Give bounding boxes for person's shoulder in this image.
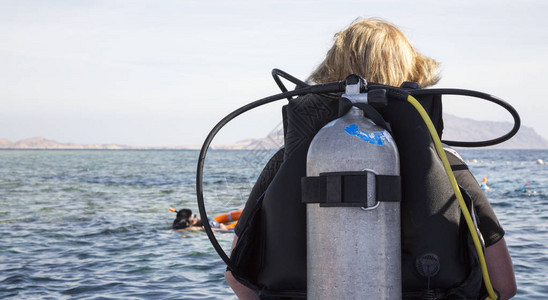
[444,146,470,169]
[444,146,464,161]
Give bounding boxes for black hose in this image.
[409,88,521,147]
[271,68,310,100]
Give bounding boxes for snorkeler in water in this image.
[480,177,491,191]
[170,208,241,230]
[521,182,532,194]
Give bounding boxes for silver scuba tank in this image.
[304,77,401,299]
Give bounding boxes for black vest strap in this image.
[338,97,392,133]
[302,171,401,207]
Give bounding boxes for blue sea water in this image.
[0,149,546,299]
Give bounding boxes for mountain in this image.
[0,138,12,147]
[0,137,203,150]
[442,114,548,149]
[213,114,548,150]
[1,116,546,150]
[0,137,134,150]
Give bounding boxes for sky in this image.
[1,0,547,147]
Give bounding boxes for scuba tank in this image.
[302,76,401,298]
[195,69,520,299]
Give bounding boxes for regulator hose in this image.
[408,88,521,147]
[272,68,309,100]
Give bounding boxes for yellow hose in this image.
[406,94,498,300]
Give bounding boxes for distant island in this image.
[0,137,200,150]
[442,114,548,149]
[1,114,547,150]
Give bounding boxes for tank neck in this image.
[348,106,363,116]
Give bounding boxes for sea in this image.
[0,149,546,299]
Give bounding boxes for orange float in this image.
[213,210,242,227]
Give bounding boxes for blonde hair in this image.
[308,18,440,87]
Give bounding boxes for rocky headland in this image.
[1,115,547,150]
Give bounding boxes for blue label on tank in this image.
[344,124,389,146]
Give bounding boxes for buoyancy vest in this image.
[230,86,485,299]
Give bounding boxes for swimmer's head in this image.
[172,208,199,230]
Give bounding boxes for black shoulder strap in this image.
[338,97,392,133]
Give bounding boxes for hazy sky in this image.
[1,0,547,146]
